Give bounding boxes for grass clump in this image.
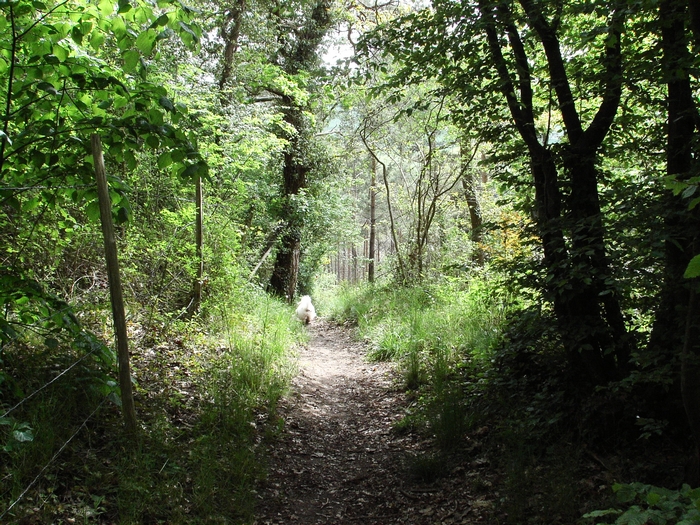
[326,275,511,451]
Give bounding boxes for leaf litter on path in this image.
[253,319,495,525]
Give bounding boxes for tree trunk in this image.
[92,134,137,436]
[368,154,377,282]
[268,0,333,298]
[480,0,629,385]
[682,285,700,484]
[269,230,301,301]
[656,0,700,483]
[219,0,246,98]
[460,139,484,266]
[269,117,307,299]
[363,135,406,283]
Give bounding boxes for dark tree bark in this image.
[521,0,630,374]
[219,0,246,96]
[269,230,301,299]
[269,105,308,299]
[653,0,700,484]
[479,0,630,384]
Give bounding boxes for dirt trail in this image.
[253,319,488,525]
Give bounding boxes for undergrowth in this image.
[0,284,302,524]
[325,275,510,450]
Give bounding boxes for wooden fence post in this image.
[92,134,138,436]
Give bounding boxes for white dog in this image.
[295,295,316,324]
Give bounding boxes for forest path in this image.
[253,318,488,525]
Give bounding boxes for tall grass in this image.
[325,275,512,451]
[324,276,593,523]
[1,284,303,524]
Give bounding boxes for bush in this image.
[583,483,700,525]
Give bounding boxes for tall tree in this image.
[362,0,632,384]
[480,0,630,383]
[268,0,334,299]
[219,0,247,94]
[368,153,377,282]
[460,137,484,266]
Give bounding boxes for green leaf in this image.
[682,185,697,199]
[15,295,30,306]
[615,484,639,504]
[157,152,172,168]
[145,134,160,148]
[86,200,101,221]
[12,428,34,443]
[180,162,200,180]
[178,21,198,45]
[116,205,130,224]
[123,50,140,73]
[98,0,113,16]
[684,255,700,279]
[664,176,686,195]
[617,507,652,525]
[52,44,68,62]
[124,149,136,170]
[148,108,164,125]
[22,198,40,212]
[152,13,169,27]
[37,81,58,94]
[111,16,126,38]
[31,150,45,167]
[159,96,175,112]
[90,31,105,51]
[645,491,661,506]
[71,25,84,44]
[135,29,156,55]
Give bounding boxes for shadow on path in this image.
[253,319,489,525]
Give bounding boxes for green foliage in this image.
[0,0,207,365]
[0,269,81,343]
[497,437,582,525]
[326,274,511,451]
[326,275,604,522]
[583,483,700,525]
[665,175,700,279]
[1,281,301,523]
[114,289,300,524]
[0,335,116,514]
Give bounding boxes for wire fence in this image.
[0,395,109,522]
[0,347,100,420]
[1,341,113,521]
